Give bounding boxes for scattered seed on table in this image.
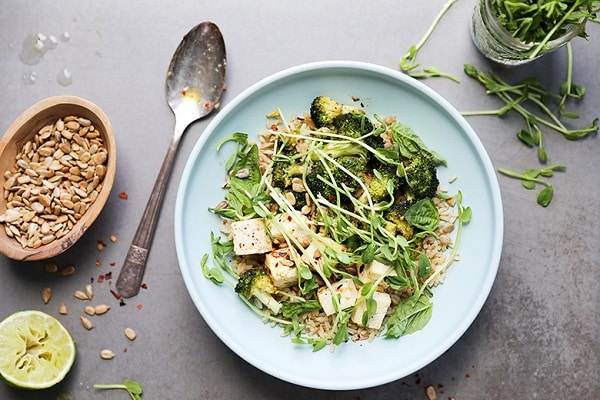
[80,315,93,330]
[41,287,52,304]
[58,302,68,315]
[84,305,95,316]
[44,262,58,273]
[74,290,88,300]
[93,304,110,315]
[100,349,115,360]
[58,265,76,276]
[85,283,93,299]
[124,327,137,341]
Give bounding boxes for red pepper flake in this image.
[119,192,128,200]
[140,283,148,290]
[123,348,128,353]
[109,261,116,266]
[110,289,121,300]
[270,123,279,131]
[98,275,105,283]
[95,260,102,266]
[203,102,212,110]
[465,374,470,378]
[136,303,143,310]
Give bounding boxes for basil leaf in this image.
[384,294,433,338]
[404,198,439,231]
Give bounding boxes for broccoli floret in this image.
[321,141,368,160]
[271,160,305,189]
[310,96,343,128]
[310,96,365,129]
[334,156,368,193]
[305,161,337,202]
[305,155,368,201]
[332,113,374,138]
[235,268,282,314]
[383,201,415,239]
[365,163,401,202]
[402,154,439,202]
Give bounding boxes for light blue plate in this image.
[174,61,503,390]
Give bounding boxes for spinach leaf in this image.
[384,294,433,338]
[404,198,439,231]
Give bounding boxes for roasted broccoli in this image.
[383,201,415,240]
[364,163,401,203]
[305,154,368,201]
[402,154,439,202]
[310,96,344,128]
[321,141,368,160]
[235,268,282,314]
[271,160,305,189]
[332,113,374,138]
[305,162,336,201]
[310,96,364,129]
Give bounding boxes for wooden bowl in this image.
[0,96,116,261]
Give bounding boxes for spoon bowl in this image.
[116,21,226,297]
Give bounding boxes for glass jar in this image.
[470,0,584,65]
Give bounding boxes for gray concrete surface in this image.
[0,1,598,399]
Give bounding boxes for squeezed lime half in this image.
[0,310,76,389]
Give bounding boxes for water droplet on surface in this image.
[57,68,73,86]
[19,33,49,65]
[47,35,59,49]
[21,71,37,85]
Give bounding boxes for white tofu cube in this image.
[230,218,272,255]
[265,248,298,289]
[351,291,391,330]
[269,213,314,248]
[358,260,396,283]
[317,278,358,316]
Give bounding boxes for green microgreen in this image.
[490,0,600,58]
[463,57,598,163]
[93,380,144,400]
[498,164,566,206]
[399,0,460,82]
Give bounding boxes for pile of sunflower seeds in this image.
[0,116,108,249]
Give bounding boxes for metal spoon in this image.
[116,21,226,298]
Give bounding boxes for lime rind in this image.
[0,310,76,390]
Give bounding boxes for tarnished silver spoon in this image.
[116,21,226,298]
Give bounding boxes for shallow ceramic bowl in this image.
[175,61,504,389]
[0,96,116,261]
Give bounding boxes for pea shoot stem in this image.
[399,0,460,82]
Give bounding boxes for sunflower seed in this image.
[124,327,137,341]
[99,349,115,360]
[41,287,52,304]
[80,315,93,330]
[93,304,110,315]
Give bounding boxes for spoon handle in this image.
[116,132,182,298]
